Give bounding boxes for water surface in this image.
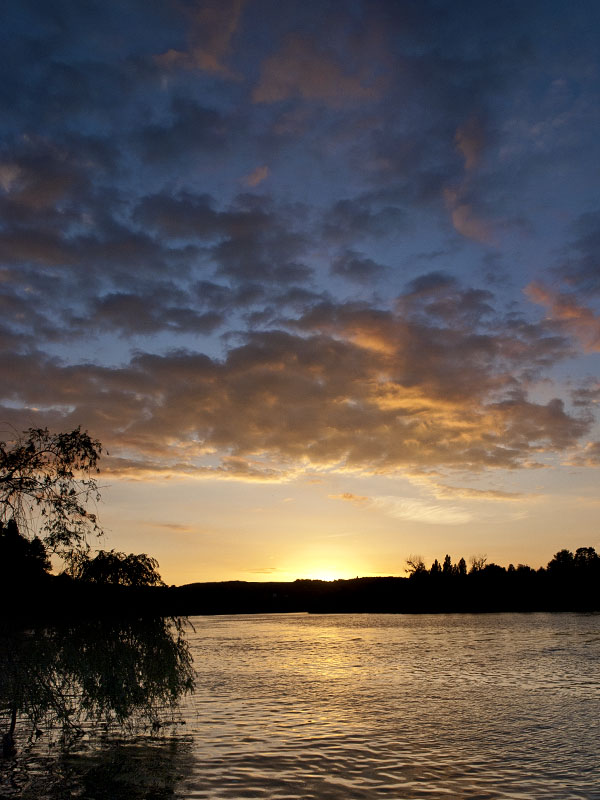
[181,612,600,799]
[4,612,600,799]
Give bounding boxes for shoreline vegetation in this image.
[2,529,598,619]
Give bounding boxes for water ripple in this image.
[174,613,600,799]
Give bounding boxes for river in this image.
[3,612,600,798]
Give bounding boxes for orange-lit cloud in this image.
[567,440,600,466]
[402,470,531,501]
[332,492,472,525]
[156,0,245,76]
[444,115,497,244]
[253,35,379,106]
[101,455,295,483]
[455,116,487,171]
[0,284,588,481]
[444,188,495,245]
[328,492,370,505]
[242,165,270,187]
[526,282,600,351]
[427,483,528,501]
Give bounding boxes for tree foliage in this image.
[0,427,102,559]
[0,519,50,581]
[547,546,600,575]
[401,547,600,611]
[68,549,166,588]
[405,555,426,575]
[1,616,195,753]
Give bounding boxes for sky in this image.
[2,0,600,584]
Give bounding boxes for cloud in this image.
[455,115,488,171]
[135,190,312,284]
[133,190,222,238]
[97,454,295,483]
[0,176,328,344]
[424,481,528,501]
[444,187,496,245]
[155,0,246,77]
[0,194,196,290]
[135,98,229,164]
[0,163,20,192]
[330,250,387,284]
[554,210,600,295]
[442,114,498,245]
[371,496,472,525]
[0,138,105,229]
[400,272,495,326]
[253,35,380,106]
[76,290,224,337]
[0,0,598,498]
[526,282,600,352]
[146,521,196,533]
[329,492,370,505]
[245,566,279,574]
[322,197,407,244]
[0,280,587,480]
[242,165,270,187]
[568,441,600,467]
[404,271,457,296]
[333,492,472,525]
[210,196,311,284]
[571,382,600,408]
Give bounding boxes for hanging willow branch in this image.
[0,426,103,557]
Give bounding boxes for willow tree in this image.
[0,427,103,563]
[1,615,195,756]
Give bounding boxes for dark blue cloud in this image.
[0,0,598,473]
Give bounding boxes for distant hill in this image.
[5,548,599,621]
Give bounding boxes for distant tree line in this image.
[162,546,600,616]
[2,515,599,616]
[398,548,600,612]
[405,548,600,582]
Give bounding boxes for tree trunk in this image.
[2,705,17,758]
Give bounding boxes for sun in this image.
[298,566,353,582]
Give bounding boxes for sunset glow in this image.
[2,1,600,584]
[297,569,351,583]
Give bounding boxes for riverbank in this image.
[5,571,598,621]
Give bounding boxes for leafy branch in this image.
[0,426,103,559]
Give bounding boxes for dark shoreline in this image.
[5,572,598,622]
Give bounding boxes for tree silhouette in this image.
[0,520,50,582]
[1,616,195,756]
[573,547,599,570]
[0,427,102,565]
[547,548,574,574]
[469,555,487,573]
[405,555,426,575]
[547,546,599,581]
[68,549,166,588]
